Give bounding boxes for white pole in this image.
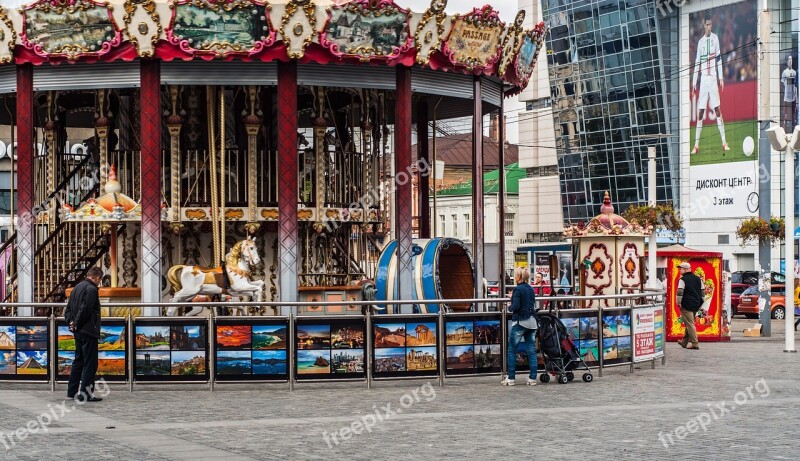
[648,146,657,289]
[786,141,797,352]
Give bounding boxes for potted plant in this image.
[622,203,683,232]
[735,216,785,246]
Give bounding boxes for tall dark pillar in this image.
[417,99,430,239]
[472,76,484,301]
[140,60,161,309]
[277,61,298,314]
[395,66,414,313]
[15,64,34,306]
[497,89,506,298]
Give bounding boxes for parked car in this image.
[735,285,787,319]
[730,283,752,313]
[731,271,785,285]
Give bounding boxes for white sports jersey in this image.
[693,33,722,86]
[782,67,797,103]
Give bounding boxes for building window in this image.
[464,214,470,238]
[439,215,445,236]
[451,214,458,237]
[504,213,515,236]
[0,190,11,215]
[525,98,552,111]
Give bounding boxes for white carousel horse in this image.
[166,237,265,316]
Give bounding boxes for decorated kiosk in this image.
[564,192,652,308]
[657,245,729,342]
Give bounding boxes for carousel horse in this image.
[166,237,265,316]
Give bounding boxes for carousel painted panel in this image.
[509,23,546,89]
[581,241,614,308]
[21,0,121,61]
[442,5,503,73]
[321,0,412,62]
[617,240,643,294]
[167,0,275,58]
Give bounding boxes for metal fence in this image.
[0,292,666,392]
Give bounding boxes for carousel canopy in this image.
[0,0,546,95]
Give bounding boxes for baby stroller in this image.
[535,311,593,384]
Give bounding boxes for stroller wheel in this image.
[582,373,593,383]
[539,373,550,383]
[557,374,569,384]
[566,372,574,382]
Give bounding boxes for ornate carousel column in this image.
[15,64,34,311]
[277,61,298,315]
[140,60,162,313]
[471,76,484,302]
[416,99,430,239]
[395,65,413,313]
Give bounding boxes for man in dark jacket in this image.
[676,262,703,350]
[64,267,104,401]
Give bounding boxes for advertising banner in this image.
[215,319,289,381]
[687,162,758,218]
[633,306,656,362]
[0,321,49,381]
[296,318,365,380]
[686,1,759,218]
[666,257,723,342]
[373,317,438,378]
[534,252,551,283]
[133,320,208,382]
[445,315,502,376]
[57,319,127,382]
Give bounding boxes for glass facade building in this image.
[541,0,675,223]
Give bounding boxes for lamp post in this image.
[765,125,798,353]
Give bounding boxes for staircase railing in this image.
[0,233,15,306]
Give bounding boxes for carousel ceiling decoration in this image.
[20,0,121,61]
[3,0,546,94]
[166,0,275,58]
[0,7,16,64]
[497,10,525,79]
[442,5,503,73]
[122,0,162,58]
[412,0,451,65]
[280,0,317,59]
[321,0,412,62]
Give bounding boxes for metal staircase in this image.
[2,154,118,304]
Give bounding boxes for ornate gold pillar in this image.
[244,85,261,235]
[314,87,326,220]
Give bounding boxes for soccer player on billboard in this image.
[781,54,797,132]
[691,15,729,155]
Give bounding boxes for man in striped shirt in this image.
[692,15,729,155]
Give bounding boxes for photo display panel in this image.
[0,320,49,381]
[134,320,208,382]
[295,318,365,380]
[373,316,438,378]
[56,319,127,382]
[445,315,502,376]
[215,319,289,381]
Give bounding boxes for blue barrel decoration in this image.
[375,238,475,314]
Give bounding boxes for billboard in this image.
[687,1,759,218]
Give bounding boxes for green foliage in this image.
[735,216,785,246]
[622,204,683,231]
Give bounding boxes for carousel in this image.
[0,0,545,316]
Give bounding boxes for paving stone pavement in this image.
[0,318,797,460]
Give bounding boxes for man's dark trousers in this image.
[67,332,98,398]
